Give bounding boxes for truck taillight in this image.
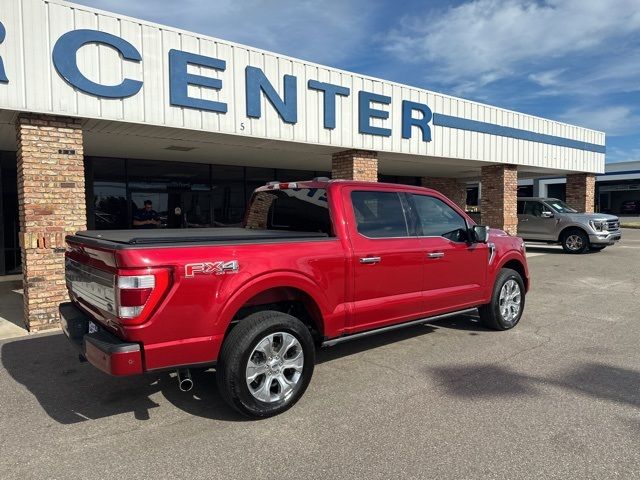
[117,275,154,318]
[116,269,171,324]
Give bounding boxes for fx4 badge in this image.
[185,261,239,278]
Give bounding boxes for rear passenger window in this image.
[245,188,333,235]
[351,191,409,238]
[517,201,526,214]
[412,195,469,242]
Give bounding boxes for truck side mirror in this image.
[541,211,554,218]
[471,225,489,243]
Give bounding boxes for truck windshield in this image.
[244,188,333,236]
[546,199,578,213]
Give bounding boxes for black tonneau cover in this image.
[73,228,328,246]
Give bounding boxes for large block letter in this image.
[0,21,8,83]
[169,50,227,113]
[52,29,142,98]
[402,100,432,142]
[358,91,391,137]
[246,66,297,124]
[308,80,350,129]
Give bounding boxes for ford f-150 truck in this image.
[517,197,621,253]
[60,179,529,417]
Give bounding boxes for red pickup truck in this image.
[61,179,529,417]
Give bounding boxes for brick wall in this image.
[16,114,86,331]
[480,164,518,235]
[331,149,378,181]
[421,176,467,210]
[566,173,595,213]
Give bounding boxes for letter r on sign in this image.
[0,21,8,83]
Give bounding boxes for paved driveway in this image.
[1,230,639,479]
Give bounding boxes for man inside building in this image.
[133,200,161,229]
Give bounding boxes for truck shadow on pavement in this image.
[2,318,479,424]
[1,333,245,423]
[428,362,640,409]
[9,321,633,423]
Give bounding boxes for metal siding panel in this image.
[278,56,295,142]
[47,2,77,115]
[162,29,183,128]
[180,34,203,131]
[233,46,249,137]
[292,60,307,144]
[316,67,330,146]
[382,81,393,153]
[199,38,220,133]
[97,13,124,120]
[304,64,318,145]
[74,9,101,118]
[340,73,353,148]
[141,25,163,125]
[0,0,26,110]
[120,20,144,123]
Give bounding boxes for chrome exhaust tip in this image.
[177,368,193,392]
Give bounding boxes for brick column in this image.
[421,176,467,210]
[480,164,518,235]
[331,149,378,181]
[566,173,595,213]
[16,114,86,331]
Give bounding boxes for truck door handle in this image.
[427,252,445,259]
[359,256,381,264]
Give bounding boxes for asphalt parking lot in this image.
[1,230,639,479]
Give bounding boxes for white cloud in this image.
[559,106,640,136]
[528,69,565,87]
[385,0,640,92]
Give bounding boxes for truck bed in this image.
[70,227,329,248]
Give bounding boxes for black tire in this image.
[561,228,589,254]
[216,310,315,418]
[478,268,525,330]
[589,245,607,252]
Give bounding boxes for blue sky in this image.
[74,0,640,164]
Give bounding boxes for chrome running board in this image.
[322,308,478,347]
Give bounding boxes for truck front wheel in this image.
[216,310,315,418]
[561,228,589,254]
[478,268,525,330]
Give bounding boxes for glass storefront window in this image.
[92,158,128,230]
[87,158,334,231]
[128,159,210,191]
[212,165,245,226]
[246,167,276,201]
[277,169,316,182]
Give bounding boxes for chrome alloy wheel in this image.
[245,332,304,403]
[565,234,584,251]
[499,279,522,324]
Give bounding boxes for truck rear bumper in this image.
[589,231,622,246]
[59,302,143,376]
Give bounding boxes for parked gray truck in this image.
[517,197,621,253]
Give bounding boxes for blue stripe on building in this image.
[432,113,606,154]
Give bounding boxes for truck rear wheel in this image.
[478,268,525,330]
[216,310,315,418]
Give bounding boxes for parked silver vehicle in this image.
[517,197,621,254]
